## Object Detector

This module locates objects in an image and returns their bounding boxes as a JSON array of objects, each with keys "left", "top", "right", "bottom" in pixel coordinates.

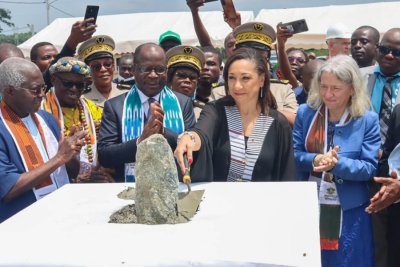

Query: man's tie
[
  {"left": 144, "top": 97, "right": 156, "bottom": 123},
  {"left": 379, "top": 76, "right": 395, "bottom": 145}
]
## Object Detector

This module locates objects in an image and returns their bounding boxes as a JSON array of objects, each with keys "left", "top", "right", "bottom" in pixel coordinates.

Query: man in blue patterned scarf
[{"left": 97, "top": 43, "right": 196, "bottom": 182}]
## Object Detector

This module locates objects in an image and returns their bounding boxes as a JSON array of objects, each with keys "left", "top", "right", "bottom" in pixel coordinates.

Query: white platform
[{"left": 0, "top": 182, "right": 321, "bottom": 267}]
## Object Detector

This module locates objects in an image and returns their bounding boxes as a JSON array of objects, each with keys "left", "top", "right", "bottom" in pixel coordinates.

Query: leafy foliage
[
  {"left": 0, "top": 8, "right": 14, "bottom": 33},
  {"left": 0, "top": 32, "right": 33, "bottom": 46}
]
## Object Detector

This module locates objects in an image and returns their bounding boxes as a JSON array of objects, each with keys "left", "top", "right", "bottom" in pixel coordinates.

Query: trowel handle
[{"left": 183, "top": 154, "right": 191, "bottom": 184}]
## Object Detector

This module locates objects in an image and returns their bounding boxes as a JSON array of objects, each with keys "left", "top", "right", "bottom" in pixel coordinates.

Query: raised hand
[
  {"left": 137, "top": 101, "right": 164, "bottom": 143},
  {"left": 57, "top": 125, "right": 88, "bottom": 163},
  {"left": 66, "top": 18, "right": 97, "bottom": 49},
  {"left": 223, "top": 11, "right": 240, "bottom": 29},
  {"left": 277, "top": 22, "right": 294, "bottom": 45}
]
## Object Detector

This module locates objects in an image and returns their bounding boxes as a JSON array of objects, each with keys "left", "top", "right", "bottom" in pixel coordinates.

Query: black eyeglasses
[
  {"left": 90, "top": 62, "right": 114, "bottom": 72},
  {"left": 288, "top": 56, "right": 306, "bottom": 64},
  {"left": 175, "top": 71, "right": 199, "bottom": 81},
  {"left": 55, "top": 76, "right": 86, "bottom": 90},
  {"left": 378, "top": 45, "right": 400, "bottom": 58},
  {"left": 17, "top": 85, "right": 45, "bottom": 96},
  {"left": 136, "top": 65, "right": 167, "bottom": 74}
]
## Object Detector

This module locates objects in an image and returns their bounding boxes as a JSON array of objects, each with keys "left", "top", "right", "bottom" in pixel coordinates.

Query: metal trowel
[{"left": 177, "top": 154, "right": 205, "bottom": 222}]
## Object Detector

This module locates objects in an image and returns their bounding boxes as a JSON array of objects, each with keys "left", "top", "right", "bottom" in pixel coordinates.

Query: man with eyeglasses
[
  {"left": 165, "top": 45, "right": 205, "bottom": 119},
  {"left": 78, "top": 35, "right": 128, "bottom": 108},
  {"left": 42, "top": 57, "right": 114, "bottom": 183},
  {"left": 97, "top": 43, "right": 196, "bottom": 182},
  {"left": 364, "top": 27, "right": 400, "bottom": 267},
  {"left": 0, "top": 57, "right": 87, "bottom": 222}
]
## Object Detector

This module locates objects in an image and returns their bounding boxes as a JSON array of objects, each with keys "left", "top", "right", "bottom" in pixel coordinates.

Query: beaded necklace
[
  {"left": 77, "top": 101, "right": 94, "bottom": 163},
  {"left": 62, "top": 101, "right": 94, "bottom": 163}
]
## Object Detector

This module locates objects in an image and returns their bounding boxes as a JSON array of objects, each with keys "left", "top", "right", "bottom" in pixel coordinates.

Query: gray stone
[{"left": 135, "top": 134, "right": 179, "bottom": 224}]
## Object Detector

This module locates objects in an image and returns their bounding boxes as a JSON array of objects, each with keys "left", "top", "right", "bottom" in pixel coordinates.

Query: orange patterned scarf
[
  {"left": 1, "top": 101, "right": 53, "bottom": 189},
  {"left": 305, "top": 104, "right": 340, "bottom": 250},
  {"left": 41, "top": 89, "right": 62, "bottom": 128}
]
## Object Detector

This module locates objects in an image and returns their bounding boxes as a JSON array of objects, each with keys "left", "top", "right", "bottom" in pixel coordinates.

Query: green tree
[
  {"left": 0, "top": 8, "right": 14, "bottom": 33},
  {"left": 0, "top": 32, "right": 32, "bottom": 46}
]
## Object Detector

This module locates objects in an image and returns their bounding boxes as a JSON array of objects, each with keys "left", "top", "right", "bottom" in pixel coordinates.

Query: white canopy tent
[
  {"left": 18, "top": 11, "right": 254, "bottom": 57},
  {"left": 256, "top": 1, "right": 400, "bottom": 49}
]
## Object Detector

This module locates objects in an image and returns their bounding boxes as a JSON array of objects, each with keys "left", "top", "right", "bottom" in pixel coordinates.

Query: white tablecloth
[{"left": 0, "top": 182, "right": 321, "bottom": 267}]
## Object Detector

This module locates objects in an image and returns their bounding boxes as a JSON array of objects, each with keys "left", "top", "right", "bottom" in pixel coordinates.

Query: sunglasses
[
  {"left": 17, "top": 85, "right": 45, "bottom": 96},
  {"left": 175, "top": 71, "right": 199, "bottom": 81},
  {"left": 288, "top": 56, "right": 306, "bottom": 64},
  {"left": 378, "top": 45, "right": 400, "bottom": 57},
  {"left": 55, "top": 76, "right": 86, "bottom": 90},
  {"left": 136, "top": 65, "right": 167, "bottom": 75},
  {"left": 90, "top": 62, "right": 114, "bottom": 72}
]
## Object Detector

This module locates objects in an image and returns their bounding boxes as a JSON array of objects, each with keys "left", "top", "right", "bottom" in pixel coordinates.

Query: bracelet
[{"left": 177, "top": 131, "right": 196, "bottom": 146}]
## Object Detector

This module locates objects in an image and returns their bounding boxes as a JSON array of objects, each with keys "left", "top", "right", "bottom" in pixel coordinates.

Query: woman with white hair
[{"left": 293, "top": 55, "right": 380, "bottom": 266}]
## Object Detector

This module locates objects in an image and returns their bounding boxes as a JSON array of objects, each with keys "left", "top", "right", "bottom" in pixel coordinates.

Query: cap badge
[
  {"left": 184, "top": 47, "right": 193, "bottom": 54},
  {"left": 254, "top": 23, "right": 264, "bottom": 31},
  {"left": 96, "top": 37, "right": 105, "bottom": 44}
]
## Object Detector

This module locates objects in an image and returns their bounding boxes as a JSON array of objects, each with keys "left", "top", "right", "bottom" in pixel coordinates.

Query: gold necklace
[
  {"left": 78, "top": 101, "right": 93, "bottom": 163},
  {"left": 63, "top": 102, "right": 93, "bottom": 163}
]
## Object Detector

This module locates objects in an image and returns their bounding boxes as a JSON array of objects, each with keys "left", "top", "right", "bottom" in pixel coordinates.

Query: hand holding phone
[
  {"left": 84, "top": 5, "right": 99, "bottom": 27},
  {"left": 281, "top": 19, "right": 308, "bottom": 34}
]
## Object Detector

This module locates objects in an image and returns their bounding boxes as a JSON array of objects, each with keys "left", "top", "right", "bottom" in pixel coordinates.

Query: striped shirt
[{"left": 225, "top": 106, "right": 274, "bottom": 182}]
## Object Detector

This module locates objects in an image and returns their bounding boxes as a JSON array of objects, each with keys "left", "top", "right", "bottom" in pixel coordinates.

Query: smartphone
[
  {"left": 84, "top": 5, "right": 99, "bottom": 27},
  {"left": 281, "top": 19, "right": 309, "bottom": 34},
  {"left": 204, "top": 0, "right": 218, "bottom": 2}
]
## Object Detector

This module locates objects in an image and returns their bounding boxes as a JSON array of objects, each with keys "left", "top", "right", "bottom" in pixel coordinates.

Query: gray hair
[
  {"left": 0, "top": 58, "right": 40, "bottom": 95},
  {"left": 307, "top": 55, "right": 371, "bottom": 117}
]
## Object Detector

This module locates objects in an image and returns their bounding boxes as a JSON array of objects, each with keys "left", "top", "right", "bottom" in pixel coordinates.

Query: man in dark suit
[
  {"left": 97, "top": 43, "right": 196, "bottom": 182},
  {"left": 365, "top": 28, "right": 400, "bottom": 267}
]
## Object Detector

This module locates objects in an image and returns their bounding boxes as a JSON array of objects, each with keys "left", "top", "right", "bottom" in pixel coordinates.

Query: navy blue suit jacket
[{"left": 0, "top": 110, "right": 61, "bottom": 222}]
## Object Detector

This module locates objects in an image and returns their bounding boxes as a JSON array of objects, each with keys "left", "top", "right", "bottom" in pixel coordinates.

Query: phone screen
[
  {"left": 84, "top": 5, "right": 99, "bottom": 26},
  {"left": 282, "top": 19, "right": 308, "bottom": 34}
]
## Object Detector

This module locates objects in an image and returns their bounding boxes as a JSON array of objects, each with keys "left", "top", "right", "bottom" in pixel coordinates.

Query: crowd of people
[{"left": 0, "top": 1, "right": 400, "bottom": 266}]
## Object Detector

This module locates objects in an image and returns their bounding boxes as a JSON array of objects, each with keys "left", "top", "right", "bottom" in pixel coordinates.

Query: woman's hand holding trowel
[{"left": 175, "top": 131, "right": 201, "bottom": 189}]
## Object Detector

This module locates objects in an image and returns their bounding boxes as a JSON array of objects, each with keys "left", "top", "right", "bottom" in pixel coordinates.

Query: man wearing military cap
[
  {"left": 78, "top": 35, "right": 128, "bottom": 108},
  {"left": 211, "top": 22, "right": 298, "bottom": 126},
  {"left": 166, "top": 45, "right": 205, "bottom": 119},
  {"left": 159, "top": 30, "right": 182, "bottom": 52}
]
